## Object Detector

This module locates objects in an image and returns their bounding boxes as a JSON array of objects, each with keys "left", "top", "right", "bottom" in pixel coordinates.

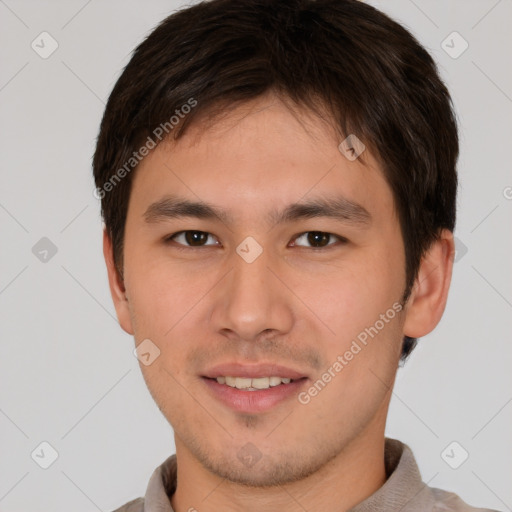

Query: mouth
[
  {"left": 205, "top": 375, "right": 303, "bottom": 390},
  {"left": 201, "top": 363, "right": 309, "bottom": 413}
]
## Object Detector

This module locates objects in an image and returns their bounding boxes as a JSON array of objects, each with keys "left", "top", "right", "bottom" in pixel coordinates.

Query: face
[{"left": 115, "top": 94, "right": 409, "bottom": 486}]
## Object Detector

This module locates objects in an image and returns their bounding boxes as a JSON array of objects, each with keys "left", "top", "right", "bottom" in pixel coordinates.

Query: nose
[{"left": 209, "top": 242, "right": 294, "bottom": 342}]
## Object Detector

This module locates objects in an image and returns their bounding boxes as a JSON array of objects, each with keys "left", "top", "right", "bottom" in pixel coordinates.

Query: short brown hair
[{"left": 93, "top": 0, "right": 459, "bottom": 361}]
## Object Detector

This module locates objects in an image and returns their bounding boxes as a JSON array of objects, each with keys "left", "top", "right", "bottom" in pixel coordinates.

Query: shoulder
[
  {"left": 110, "top": 496, "right": 144, "bottom": 512},
  {"left": 431, "top": 487, "right": 501, "bottom": 512}
]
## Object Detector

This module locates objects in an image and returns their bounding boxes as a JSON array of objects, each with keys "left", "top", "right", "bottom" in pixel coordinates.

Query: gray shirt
[{"left": 112, "top": 438, "right": 499, "bottom": 512}]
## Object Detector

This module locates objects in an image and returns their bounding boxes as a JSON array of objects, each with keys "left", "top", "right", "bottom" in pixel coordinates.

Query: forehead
[{"left": 127, "top": 95, "right": 395, "bottom": 227}]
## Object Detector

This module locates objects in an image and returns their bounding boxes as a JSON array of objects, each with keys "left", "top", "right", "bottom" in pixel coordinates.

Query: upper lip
[{"left": 202, "top": 363, "right": 308, "bottom": 380}]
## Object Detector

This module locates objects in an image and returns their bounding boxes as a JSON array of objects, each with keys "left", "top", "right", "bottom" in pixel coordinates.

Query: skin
[{"left": 104, "top": 93, "right": 455, "bottom": 512}]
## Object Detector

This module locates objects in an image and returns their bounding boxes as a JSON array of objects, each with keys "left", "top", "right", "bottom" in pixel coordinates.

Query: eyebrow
[{"left": 143, "top": 194, "right": 371, "bottom": 227}]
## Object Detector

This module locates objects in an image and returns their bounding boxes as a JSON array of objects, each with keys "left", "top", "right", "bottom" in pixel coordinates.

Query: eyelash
[{"left": 164, "top": 230, "right": 348, "bottom": 250}]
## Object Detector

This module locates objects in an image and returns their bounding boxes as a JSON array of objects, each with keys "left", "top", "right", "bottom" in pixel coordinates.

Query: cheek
[
  {"left": 303, "top": 251, "right": 402, "bottom": 348},
  {"left": 296, "top": 310, "right": 403, "bottom": 437},
  {"left": 124, "top": 252, "right": 203, "bottom": 336}
]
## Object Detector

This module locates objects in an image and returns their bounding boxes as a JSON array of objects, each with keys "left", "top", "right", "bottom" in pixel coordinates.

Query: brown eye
[
  {"left": 307, "top": 232, "right": 331, "bottom": 247},
  {"left": 168, "top": 231, "right": 218, "bottom": 247},
  {"left": 292, "top": 231, "right": 345, "bottom": 248}
]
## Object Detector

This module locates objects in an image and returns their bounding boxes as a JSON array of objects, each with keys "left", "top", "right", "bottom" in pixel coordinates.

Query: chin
[{"left": 194, "top": 443, "right": 338, "bottom": 488}]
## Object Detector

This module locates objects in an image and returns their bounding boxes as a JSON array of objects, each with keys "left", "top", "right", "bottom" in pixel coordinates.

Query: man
[{"left": 93, "top": 0, "right": 498, "bottom": 510}]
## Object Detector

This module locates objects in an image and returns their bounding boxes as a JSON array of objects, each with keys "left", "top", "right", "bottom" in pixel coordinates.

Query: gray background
[{"left": 0, "top": 0, "right": 511, "bottom": 510}]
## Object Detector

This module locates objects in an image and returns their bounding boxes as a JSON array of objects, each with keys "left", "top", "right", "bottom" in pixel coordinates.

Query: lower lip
[{"left": 202, "top": 377, "right": 308, "bottom": 413}]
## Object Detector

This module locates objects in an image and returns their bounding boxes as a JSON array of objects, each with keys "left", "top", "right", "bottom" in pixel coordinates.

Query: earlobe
[
  {"left": 402, "top": 229, "right": 455, "bottom": 339},
  {"left": 103, "top": 229, "right": 134, "bottom": 335}
]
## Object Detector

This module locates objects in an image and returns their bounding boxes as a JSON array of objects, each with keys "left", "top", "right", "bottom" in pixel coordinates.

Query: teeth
[
  {"left": 215, "top": 376, "right": 295, "bottom": 390},
  {"left": 252, "top": 377, "right": 271, "bottom": 389},
  {"left": 269, "top": 376, "right": 282, "bottom": 386},
  {"left": 235, "top": 377, "right": 252, "bottom": 389}
]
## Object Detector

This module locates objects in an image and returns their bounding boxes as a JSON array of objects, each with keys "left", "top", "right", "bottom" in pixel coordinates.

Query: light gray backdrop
[{"left": 0, "top": 0, "right": 511, "bottom": 511}]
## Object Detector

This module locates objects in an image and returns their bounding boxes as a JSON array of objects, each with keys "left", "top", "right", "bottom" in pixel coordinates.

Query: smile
[{"left": 214, "top": 376, "right": 294, "bottom": 390}]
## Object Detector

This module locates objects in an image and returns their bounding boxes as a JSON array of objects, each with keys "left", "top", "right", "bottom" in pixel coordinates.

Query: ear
[
  {"left": 402, "top": 229, "right": 455, "bottom": 338},
  {"left": 103, "top": 229, "right": 134, "bottom": 335}
]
